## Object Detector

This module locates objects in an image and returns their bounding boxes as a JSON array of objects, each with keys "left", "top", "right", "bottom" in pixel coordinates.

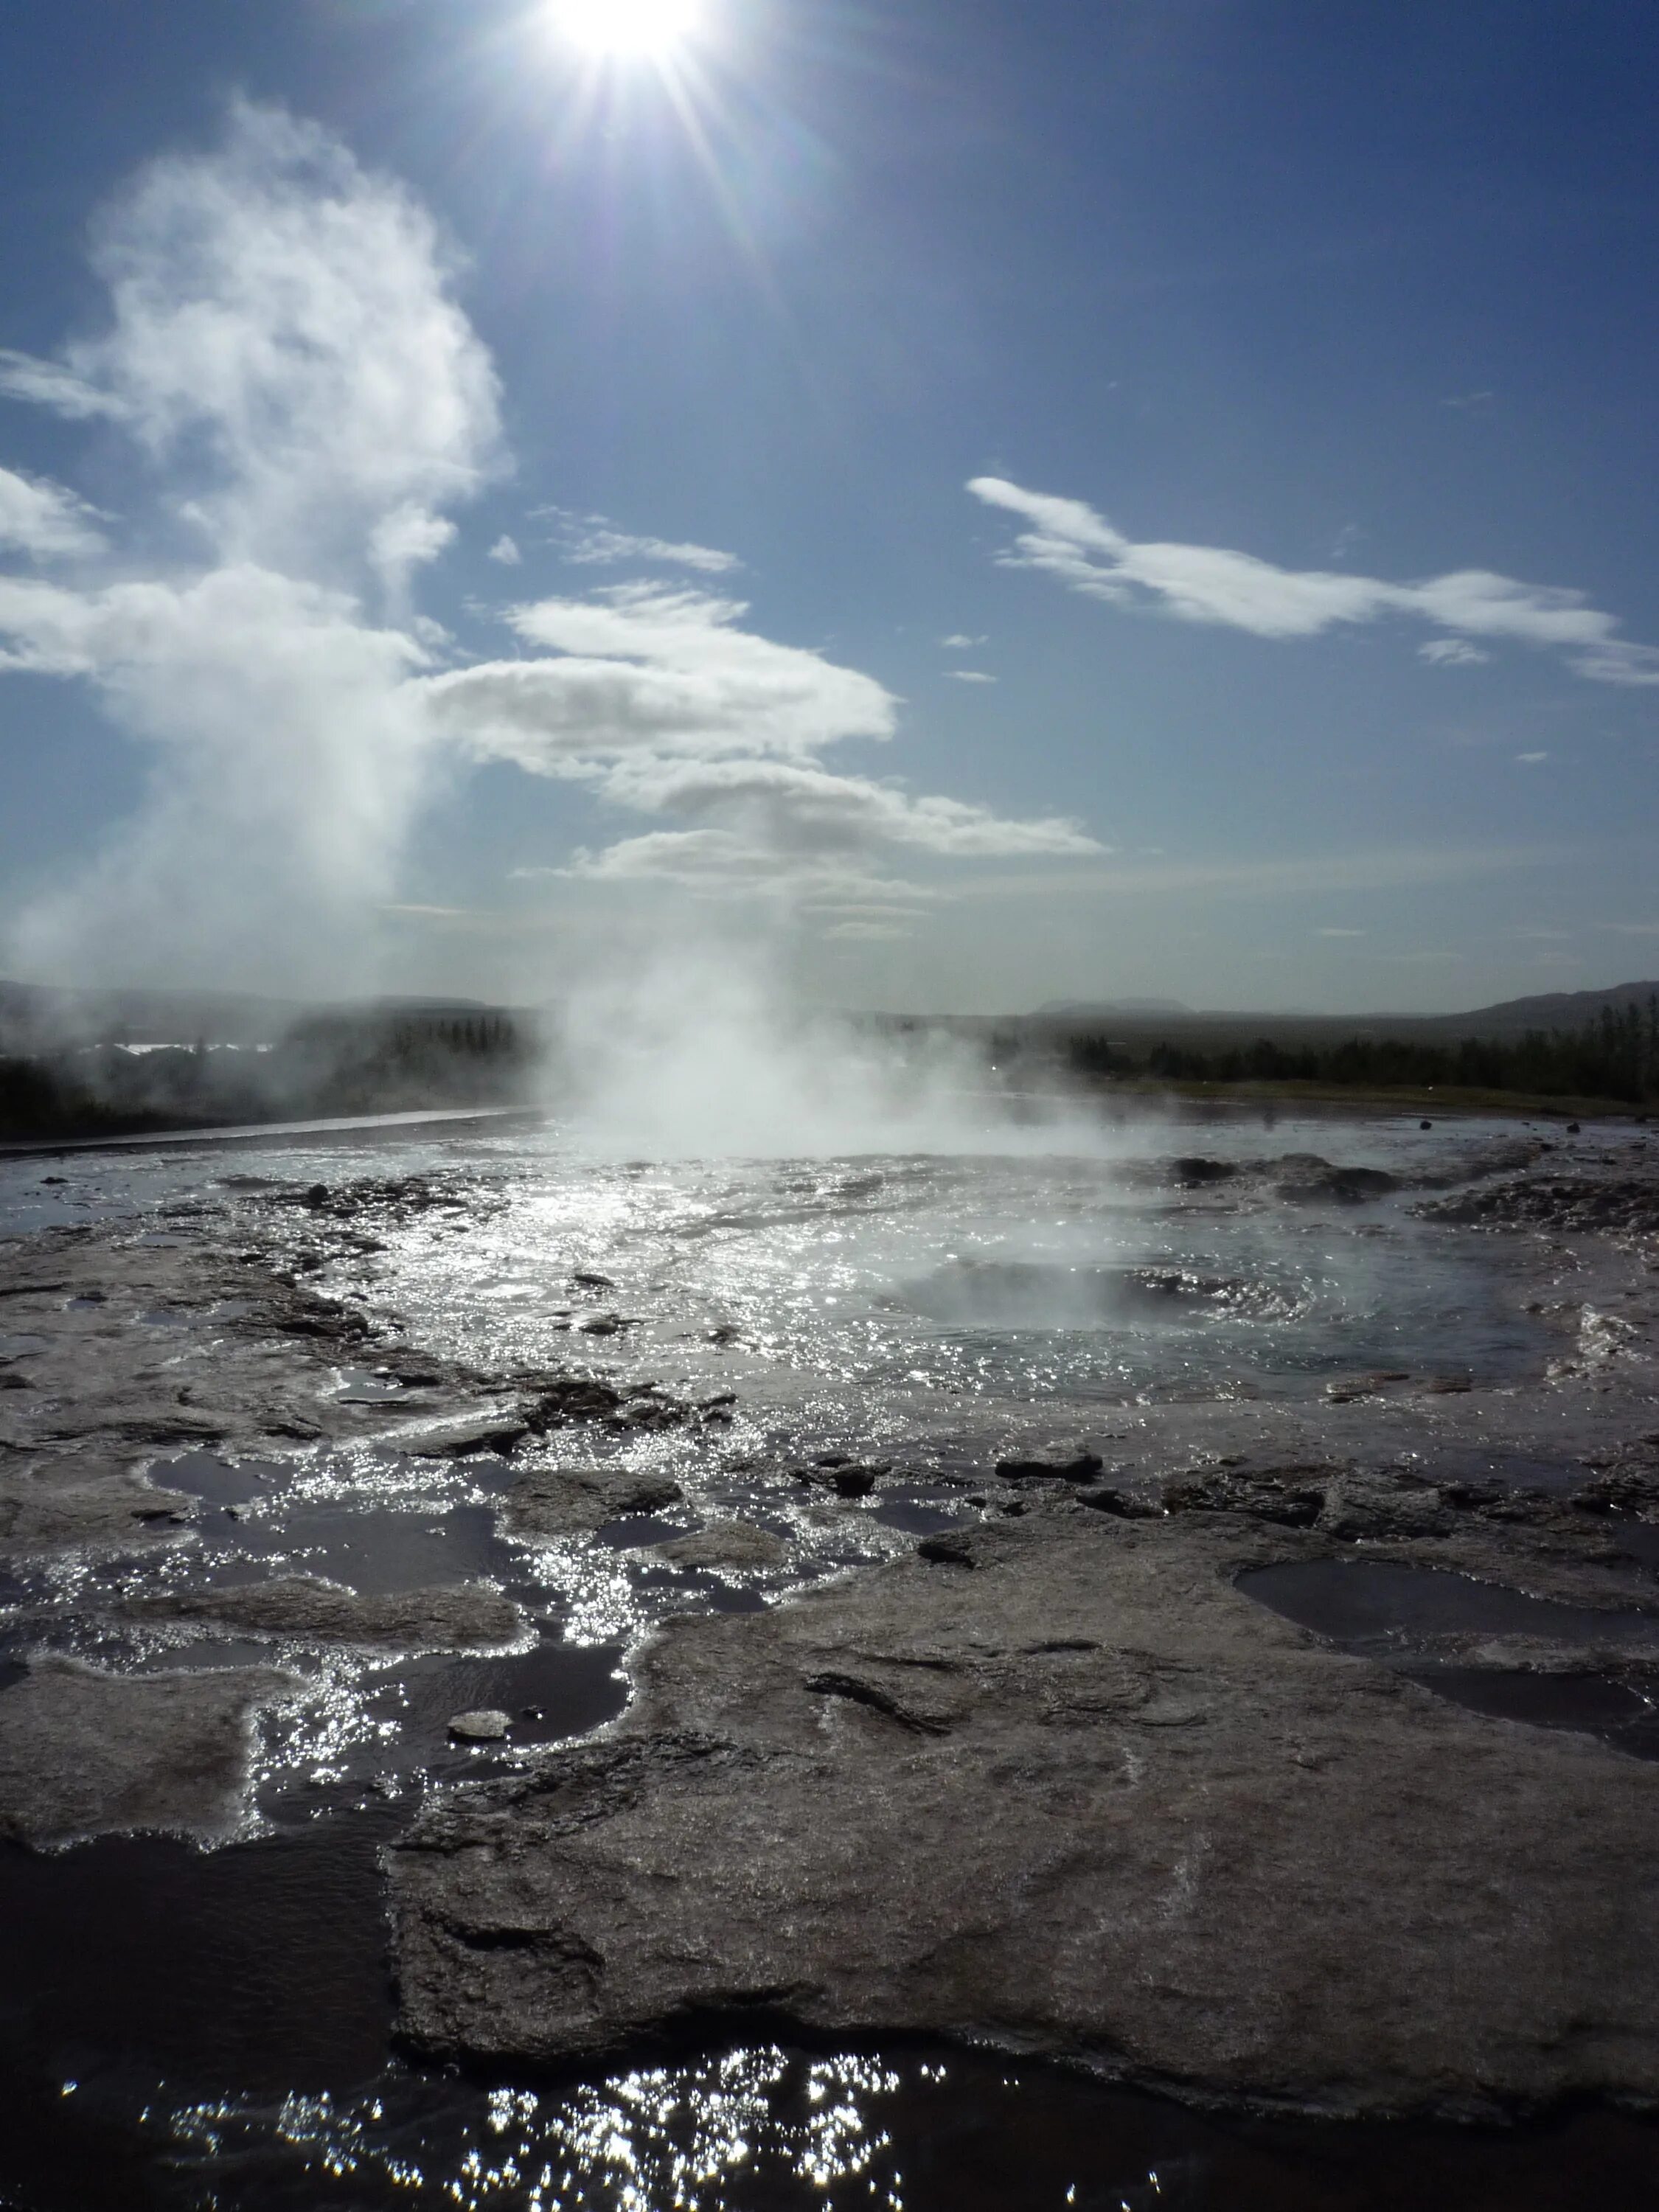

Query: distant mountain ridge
[
  {"left": 1037, "top": 996, "right": 1194, "bottom": 1017},
  {"left": 1417, "top": 980, "right": 1659, "bottom": 1034},
  {"left": 1025, "top": 980, "right": 1658, "bottom": 1038}
]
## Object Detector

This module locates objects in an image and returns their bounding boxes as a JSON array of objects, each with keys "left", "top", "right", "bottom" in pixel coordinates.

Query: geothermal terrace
[{"left": 1, "top": 1107, "right": 1658, "bottom": 2207}]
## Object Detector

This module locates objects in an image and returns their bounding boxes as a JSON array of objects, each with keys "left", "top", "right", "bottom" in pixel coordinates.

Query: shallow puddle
[
  {"left": 1239, "top": 1559, "right": 1659, "bottom": 1757},
  {"left": 1399, "top": 1663, "right": 1659, "bottom": 1757},
  {"left": 217, "top": 1500, "right": 513, "bottom": 1596},
  {"left": 1238, "top": 1559, "right": 1659, "bottom": 1652},
  {"left": 152, "top": 1452, "right": 282, "bottom": 1508},
  {"left": 361, "top": 1638, "right": 627, "bottom": 1768}
]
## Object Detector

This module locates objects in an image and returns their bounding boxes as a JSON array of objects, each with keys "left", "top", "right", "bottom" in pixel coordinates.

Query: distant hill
[
  {"left": 1015, "top": 981, "right": 1658, "bottom": 1044},
  {"left": 1417, "top": 981, "right": 1659, "bottom": 1037},
  {"left": 1035, "top": 997, "right": 1194, "bottom": 1017}
]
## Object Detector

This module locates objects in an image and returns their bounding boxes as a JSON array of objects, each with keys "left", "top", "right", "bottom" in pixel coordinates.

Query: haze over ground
[{"left": 0, "top": 1, "right": 1655, "bottom": 1014}]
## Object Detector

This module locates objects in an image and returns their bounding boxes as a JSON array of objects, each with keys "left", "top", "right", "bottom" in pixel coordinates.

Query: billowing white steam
[{"left": 0, "top": 101, "right": 498, "bottom": 992}]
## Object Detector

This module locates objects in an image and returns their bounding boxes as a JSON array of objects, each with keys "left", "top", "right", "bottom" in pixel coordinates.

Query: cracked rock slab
[
  {"left": 389, "top": 1507, "right": 1659, "bottom": 2120},
  {"left": 0, "top": 1655, "right": 299, "bottom": 1848}
]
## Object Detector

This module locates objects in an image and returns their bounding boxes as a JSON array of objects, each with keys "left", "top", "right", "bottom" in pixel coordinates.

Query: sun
[{"left": 544, "top": 0, "right": 703, "bottom": 59}]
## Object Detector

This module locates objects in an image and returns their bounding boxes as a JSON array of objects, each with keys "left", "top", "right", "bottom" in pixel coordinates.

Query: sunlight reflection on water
[{"left": 170, "top": 2047, "right": 931, "bottom": 2211}]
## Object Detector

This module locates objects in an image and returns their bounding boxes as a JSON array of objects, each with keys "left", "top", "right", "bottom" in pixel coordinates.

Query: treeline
[
  {"left": 1067, "top": 999, "right": 1659, "bottom": 1104},
  {"left": 0, "top": 1011, "right": 540, "bottom": 1141}
]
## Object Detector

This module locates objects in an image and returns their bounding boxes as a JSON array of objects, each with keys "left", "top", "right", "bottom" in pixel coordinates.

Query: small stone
[
  {"left": 821, "top": 1463, "right": 886, "bottom": 1498},
  {"left": 448, "top": 1708, "right": 512, "bottom": 1743}
]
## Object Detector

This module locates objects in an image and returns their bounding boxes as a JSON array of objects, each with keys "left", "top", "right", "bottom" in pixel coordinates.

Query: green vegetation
[{"left": 1066, "top": 998, "right": 1659, "bottom": 1106}]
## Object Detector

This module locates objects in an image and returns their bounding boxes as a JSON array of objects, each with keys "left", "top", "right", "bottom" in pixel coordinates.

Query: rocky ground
[{"left": 2, "top": 1130, "right": 1658, "bottom": 2132}]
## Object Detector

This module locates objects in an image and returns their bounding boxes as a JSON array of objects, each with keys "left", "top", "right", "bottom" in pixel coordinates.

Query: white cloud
[
  {"left": 947, "top": 669, "right": 997, "bottom": 684},
  {"left": 824, "top": 918, "right": 914, "bottom": 941},
  {"left": 554, "top": 829, "right": 930, "bottom": 905},
  {"left": 1315, "top": 927, "right": 1366, "bottom": 937},
  {"left": 0, "top": 466, "right": 105, "bottom": 560},
  {"left": 487, "top": 532, "right": 521, "bottom": 565},
  {"left": 0, "top": 348, "right": 124, "bottom": 420},
  {"left": 1419, "top": 638, "right": 1489, "bottom": 667},
  {"left": 969, "top": 476, "right": 1659, "bottom": 685},
  {"left": 596, "top": 756, "right": 1099, "bottom": 860},
  {"left": 939, "top": 633, "right": 985, "bottom": 650},
  {"left": 1514, "top": 750, "right": 1549, "bottom": 763},
  {"left": 422, "top": 585, "right": 897, "bottom": 767},
  {"left": 425, "top": 586, "right": 1098, "bottom": 902},
  {"left": 537, "top": 506, "right": 740, "bottom": 574}
]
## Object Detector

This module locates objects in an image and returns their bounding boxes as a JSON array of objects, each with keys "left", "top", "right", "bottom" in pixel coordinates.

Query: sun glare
[{"left": 545, "top": 0, "right": 702, "bottom": 59}]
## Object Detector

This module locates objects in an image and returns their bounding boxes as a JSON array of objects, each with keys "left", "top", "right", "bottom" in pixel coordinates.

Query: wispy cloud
[
  {"left": 1315, "top": 926, "right": 1366, "bottom": 937},
  {"left": 956, "top": 842, "right": 1556, "bottom": 904},
  {"left": 487, "top": 532, "right": 521, "bottom": 566},
  {"left": 535, "top": 506, "right": 741, "bottom": 574},
  {"left": 0, "top": 348, "right": 125, "bottom": 420},
  {"left": 1515, "top": 750, "right": 1549, "bottom": 763},
  {"left": 0, "top": 466, "right": 105, "bottom": 560},
  {"left": 948, "top": 669, "right": 996, "bottom": 684},
  {"left": 939, "top": 633, "right": 986, "bottom": 650},
  {"left": 968, "top": 476, "right": 1659, "bottom": 686},
  {"left": 1419, "top": 638, "right": 1489, "bottom": 667}
]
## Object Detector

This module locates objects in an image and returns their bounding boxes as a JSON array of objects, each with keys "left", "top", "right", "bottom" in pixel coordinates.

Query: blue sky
[{"left": 0, "top": 0, "right": 1655, "bottom": 1012}]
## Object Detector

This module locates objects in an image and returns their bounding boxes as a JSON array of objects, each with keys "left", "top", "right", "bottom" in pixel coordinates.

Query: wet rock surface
[
  {"left": 501, "top": 1462, "right": 686, "bottom": 1538},
  {"left": 0, "top": 1455, "right": 198, "bottom": 1554},
  {"left": 0, "top": 1653, "right": 299, "bottom": 1847},
  {"left": 653, "top": 1517, "right": 790, "bottom": 1570},
  {"left": 4, "top": 1120, "right": 1659, "bottom": 2204},
  {"left": 391, "top": 1503, "right": 1659, "bottom": 2117},
  {"left": 1420, "top": 1175, "right": 1659, "bottom": 1237},
  {"left": 122, "top": 1574, "right": 524, "bottom": 1649}
]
